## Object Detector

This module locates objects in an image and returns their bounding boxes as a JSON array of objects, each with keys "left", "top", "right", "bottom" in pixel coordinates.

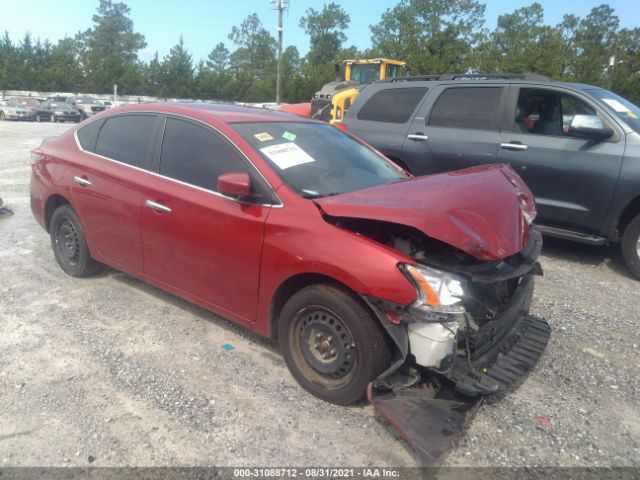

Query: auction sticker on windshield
[
  {"left": 602, "top": 98, "right": 631, "bottom": 113},
  {"left": 254, "top": 132, "right": 274, "bottom": 142},
  {"left": 260, "top": 142, "right": 315, "bottom": 169}
]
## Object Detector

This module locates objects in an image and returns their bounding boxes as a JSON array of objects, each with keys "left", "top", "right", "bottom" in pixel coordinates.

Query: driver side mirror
[
  {"left": 568, "top": 114, "right": 613, "bottom": 141},
  {"left": 217, "top": 172, "right": 251, "bottom": 198}
]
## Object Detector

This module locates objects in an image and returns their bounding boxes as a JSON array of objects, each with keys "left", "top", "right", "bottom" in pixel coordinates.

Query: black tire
[
  {"left": 50, "top": 205, "right": 101, "bottom": 277},
  {"left": 278, "top": 283, "right": 391, "bottom": 405},
  {"left": 621, "top": 214, "right": 640, "bottom": 279}
]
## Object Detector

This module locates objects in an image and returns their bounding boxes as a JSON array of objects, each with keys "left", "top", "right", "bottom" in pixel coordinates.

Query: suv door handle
[
  {"left": 407, "top": 133, "right": 429, "bottom": 141},
  {"left": 145, "top": 200, "right": 172, "bottom": 213},
  {"left": 73, "top": 176, "right": 92, "bottom": 187},
  {"left": 500, "top": 142, "right": 528, "bottom": 151}
]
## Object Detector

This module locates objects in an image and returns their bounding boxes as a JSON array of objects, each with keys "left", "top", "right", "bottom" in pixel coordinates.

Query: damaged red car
[{"left": 31, "top": 104, "right": 549, "bottom": 444}]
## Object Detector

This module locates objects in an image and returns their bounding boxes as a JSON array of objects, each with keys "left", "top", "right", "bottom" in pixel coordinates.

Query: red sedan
[{"left": 30, "top": 103, "right": 549, "bottom": 409}]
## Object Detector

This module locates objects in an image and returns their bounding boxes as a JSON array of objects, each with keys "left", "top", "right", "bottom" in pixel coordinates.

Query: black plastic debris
[
  {"left": 368, "top": 382, "right": 481, "bottom": 465},
  {"left": 0, "top": 197, "right": 13, "bottom": 216}
]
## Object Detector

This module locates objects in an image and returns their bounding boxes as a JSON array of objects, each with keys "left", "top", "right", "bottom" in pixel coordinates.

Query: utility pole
[{"left": 271, "top": 0, "right": 288, "bottom": 104}]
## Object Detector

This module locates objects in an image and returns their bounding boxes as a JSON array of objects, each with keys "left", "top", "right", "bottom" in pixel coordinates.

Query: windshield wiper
[{"left": 301, "top": 191, "right": 342, "bottom": 199}]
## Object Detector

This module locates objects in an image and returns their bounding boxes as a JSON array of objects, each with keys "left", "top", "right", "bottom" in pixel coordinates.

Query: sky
[{"left": 1, "top": 0, "right": 639, "bottom": 64}]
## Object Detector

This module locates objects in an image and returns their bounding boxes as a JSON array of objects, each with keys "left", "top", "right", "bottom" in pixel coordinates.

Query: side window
[
  {"left": 560, "top": 95, "right": 598, "bottom": 135},
  {"left": 76, "top": 119, "right": 103, "bottom": 152},
  {"left": 357, "top": 87, "right": 428, "bottom": 123},
  {"left": 160, "top": 118, "right": 266, "bottom": 199},
  {"left": 515, "top": 89, "right": 598, "bottom": 137},
  {"left": 429, "top": 87, "right": 502, "bottom": 130},
  {"left": 95, "top": 115, "right": 157, "bottom": 168}
]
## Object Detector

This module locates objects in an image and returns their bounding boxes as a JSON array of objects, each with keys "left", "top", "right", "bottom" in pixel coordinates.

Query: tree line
[{"left": 0, "top": 0, "right": 638, "bottom": 104}]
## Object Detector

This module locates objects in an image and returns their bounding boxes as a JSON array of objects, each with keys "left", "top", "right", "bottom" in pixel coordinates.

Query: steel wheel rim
[
  {"left": 55, "top": 218, "right": 80, "bottom": 265},
  {"left": 290, "top": 306, "right": 357, "bottom": 386}
]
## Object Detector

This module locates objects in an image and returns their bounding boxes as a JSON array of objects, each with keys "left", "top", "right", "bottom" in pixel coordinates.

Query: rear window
[
  {"left": 357, "top": 87, "right": 428, "bottom": 123},
  {"left": 429, "top": 87, "right": 502, "bottom": 130},
  {"left": 95, "top": 115, "right": 157, "bottom": 169},
  {"left": 76, "top": 119, "right": 104, "bottom": 152}
]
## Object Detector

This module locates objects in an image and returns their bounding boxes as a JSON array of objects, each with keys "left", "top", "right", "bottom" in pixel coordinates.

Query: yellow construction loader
[{"left": 310, "top": 58, "right": 407, "bottom": 124}]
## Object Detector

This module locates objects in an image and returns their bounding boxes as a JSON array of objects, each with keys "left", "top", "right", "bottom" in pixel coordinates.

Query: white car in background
[{"left": 0, "top": 100, "right": 35, "bottom": 121}]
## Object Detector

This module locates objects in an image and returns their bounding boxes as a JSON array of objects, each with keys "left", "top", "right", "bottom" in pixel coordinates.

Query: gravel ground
[{"left": 0, "top": 121, "right": 639, "bottom": 468}]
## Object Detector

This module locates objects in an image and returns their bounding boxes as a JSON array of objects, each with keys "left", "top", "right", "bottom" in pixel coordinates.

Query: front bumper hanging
[{"left": 364, "top": 268, "right": 551, "bottom": 465}]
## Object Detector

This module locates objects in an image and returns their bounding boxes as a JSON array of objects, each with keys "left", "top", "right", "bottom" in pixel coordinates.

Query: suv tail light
[
  {"left": 335, "top": 123, "right": 348, "bottom": 131},
  {"left": 31, "top": 149, "right": 45, "bottom": 165}
]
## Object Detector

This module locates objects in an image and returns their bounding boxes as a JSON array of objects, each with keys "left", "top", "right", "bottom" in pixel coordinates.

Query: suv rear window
[
  {"left": 357, "top": 87, "right": 428, "bottom": 123},
  {"left": 429, "top": 87, "right": 502, "bottom": 130}
]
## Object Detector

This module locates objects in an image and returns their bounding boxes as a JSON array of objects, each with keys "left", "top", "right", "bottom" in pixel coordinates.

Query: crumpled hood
[{"left": 315, "top": 164, "right": 536, "bottom": 261}]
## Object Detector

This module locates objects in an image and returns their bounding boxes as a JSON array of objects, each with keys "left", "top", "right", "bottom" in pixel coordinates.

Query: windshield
[
  {"left": 17, "top": 98, "right": 39, "bottom": 106},
  {"left": 76, "top": 98, "right": 98, "bottom": 104},
  {"left": 231, "top": 122, "right": 407, "bottom": 198},
  {"left": 349, "top": 64, "right": 380, "bottom": 85},
  {"left": 2, "top": 101, "right": 22, "bottom": 108},
  {"left": 588, "top": 89, "right": 640, "bottom": 133}
]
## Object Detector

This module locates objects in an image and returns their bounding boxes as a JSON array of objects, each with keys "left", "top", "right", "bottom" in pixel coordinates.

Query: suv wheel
[
  {"left": 278, "top": 284, "right": 390, "bottom": 405},
  {"left": 50, "top": 205, "right": 101, "bottom": 277},
  {"left": 622, "top": 214, "right": 640, "bottom": 279}
]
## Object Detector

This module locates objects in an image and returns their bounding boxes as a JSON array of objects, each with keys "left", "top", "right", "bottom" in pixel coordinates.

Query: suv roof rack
[{"left": 380, "top": 73, "right": 551, "bottom": 83}]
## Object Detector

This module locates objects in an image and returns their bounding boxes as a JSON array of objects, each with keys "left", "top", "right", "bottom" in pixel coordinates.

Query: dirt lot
[{"left": 0, "top": 121, "right": 639, "bottom": 467}]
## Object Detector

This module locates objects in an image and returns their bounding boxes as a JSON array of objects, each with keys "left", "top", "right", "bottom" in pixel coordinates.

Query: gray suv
[
  {"left": 46, "top": 96, "right": 106, "bottom": 120},
  {"left": 341, "top": 74, "right": 640, "bottom": 279}
]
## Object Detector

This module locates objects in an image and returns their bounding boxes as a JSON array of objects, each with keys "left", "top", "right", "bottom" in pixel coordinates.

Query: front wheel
[
  {"left": 278, "top": 284, "right": 391, "bottom": 405},
  {"left": 50, "top": 205, "right": 101, "bottom": 277},
  {"left": 621, "top": 214, "right": 640, "bottom": 279}
]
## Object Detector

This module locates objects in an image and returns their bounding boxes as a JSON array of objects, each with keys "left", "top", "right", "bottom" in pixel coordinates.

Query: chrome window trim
[{"left": 73, "top": 111, "right": 284, "bottom": 208}]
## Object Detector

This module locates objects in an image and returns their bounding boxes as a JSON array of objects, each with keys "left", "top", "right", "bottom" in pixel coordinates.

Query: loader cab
[{"left": 345, "top": 59, "right": 407, "bottom": 85}]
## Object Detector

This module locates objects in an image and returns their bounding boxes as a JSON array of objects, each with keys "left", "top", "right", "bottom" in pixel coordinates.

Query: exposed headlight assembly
[{"left": 400, "top": 263, "right": 466, "bottom": 322}]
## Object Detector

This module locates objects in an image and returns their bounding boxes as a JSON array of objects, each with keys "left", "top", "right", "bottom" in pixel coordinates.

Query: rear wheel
[
  {"left": 621, "top": 214, "right": 640, "bottom": 279},
  {"left": 50, "top": 205, "right": 101, "bottom": 277},
  {"left": 278, "top": 284, "right": 390, "bottom": 405}
]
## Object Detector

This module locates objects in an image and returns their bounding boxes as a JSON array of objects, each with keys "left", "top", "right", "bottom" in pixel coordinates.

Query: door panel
[
  {"left": 496, "top": 133, "right": 624, "bottom": 231},
  {"left": 140, "top": 177, "right": 269, "bottom": 322},
  {"left": 68, "top": 154, "right": 147, "bottom": 271},
  {"left": 141, "top": 116, "right": 270, "bottom": 322},
  {"left": 494, "top": 86, "right": 625, "bottom": 233},
  {"left": 69, "top": 114, "right": 161, "bottom": 271},
  {"left": 401, "top": 85, "right": 506, "bottom": 175}
]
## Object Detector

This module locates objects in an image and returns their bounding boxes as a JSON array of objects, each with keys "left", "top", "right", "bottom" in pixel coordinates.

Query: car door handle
[
  {"left": 407, "top": 134, "right": 429, "bottom": 141},
  {"left": 145, "top": 200, "right": 172, "bottom": 213},
  {"left": 500, "top": 142, "right": 528, "bottom": 151},
  {"left": 73, "top": 176, "right": 92, "bottom": 187}
]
